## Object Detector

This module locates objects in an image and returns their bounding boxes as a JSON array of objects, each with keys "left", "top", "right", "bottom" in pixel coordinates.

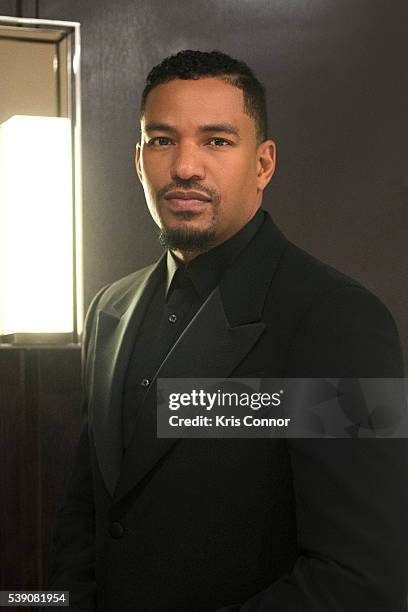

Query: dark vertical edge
[
  {"left": 19, "top": 349, "right": 27, "bottom": 590},
  {"left": 34, "top": 351, "right": 43, "bottom": 591},
  {"left": 69, "top": 32, "right": 79, "bottom": 344},
  {"left": 58, "top": 33, "right": 77, "bottom": 344},
  {"left": 27, "top": 349, "right": 41, "bottom": 612},
  {"left": 22, "top": 349, "right": 41, "bottom": 596},
  {"left": 16, "top": 0, "right": 23, "bottom": 18}
]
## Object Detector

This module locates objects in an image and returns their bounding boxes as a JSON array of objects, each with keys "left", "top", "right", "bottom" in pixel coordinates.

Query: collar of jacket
[
  {"left": 102, "top": 211, "right": 287, "bottom": 326},
  {"left": 90, "top": 212, "right": 288, "bottom": 500}
]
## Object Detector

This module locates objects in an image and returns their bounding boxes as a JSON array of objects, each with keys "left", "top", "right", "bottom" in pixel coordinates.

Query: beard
[
  {"left": 158, "top": 211, "right": 217, "bottom": 252},
  {"left": 154, "top": 179, "right": 221, "bottom": 252}
]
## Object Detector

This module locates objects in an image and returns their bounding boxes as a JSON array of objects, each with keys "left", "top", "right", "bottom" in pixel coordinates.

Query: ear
[
  {"left": 135, "top": 142, "right": 143, "bottom": 183},
  {"left": 256, "top": 139, "right": 276, "bottom": 191}
]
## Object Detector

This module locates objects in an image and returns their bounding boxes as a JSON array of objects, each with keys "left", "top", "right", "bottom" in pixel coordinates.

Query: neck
[{"left": 170, "top": 248, "right": 207, "bottom": 264}]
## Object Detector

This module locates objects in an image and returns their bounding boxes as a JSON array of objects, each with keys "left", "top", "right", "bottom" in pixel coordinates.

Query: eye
[
  {"left": 147, "top": 136, "right": 174, "bottom": 147},
  {"left": 207, "top": 137, "right": 232, "bottom": 147}
]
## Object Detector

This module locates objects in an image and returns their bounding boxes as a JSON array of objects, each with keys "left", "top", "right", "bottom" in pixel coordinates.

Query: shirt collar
[
  {"left": 166, "top": 249, "right": 180, "bottom": 296},
  {"left": 165, "top": 207, "right": 265, "bottom": 300}
]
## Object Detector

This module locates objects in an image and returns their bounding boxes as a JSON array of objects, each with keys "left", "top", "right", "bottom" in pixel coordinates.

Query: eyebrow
[
  {"left": 144, "top": 122, "right": 177, "bottom": 134},
  {"left": 143, "top": 122, "right": 240, "bottom": 137},
  {"left": 198, "top": 123, "right": 240, "bottom": 137}
]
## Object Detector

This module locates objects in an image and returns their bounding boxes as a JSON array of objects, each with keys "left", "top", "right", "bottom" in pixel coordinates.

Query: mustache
[{"left": 157, "top": 180, "right": 220, "bottom": 204}]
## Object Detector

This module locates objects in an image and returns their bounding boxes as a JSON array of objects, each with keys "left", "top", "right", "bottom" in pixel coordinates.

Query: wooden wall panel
[{"left": 0, "top": 347, "right": 81, "bottom": 610}]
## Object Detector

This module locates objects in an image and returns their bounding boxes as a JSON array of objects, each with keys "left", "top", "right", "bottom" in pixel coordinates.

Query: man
[{"left": 49, "top": 50, "right": 408, "bottom": 611}]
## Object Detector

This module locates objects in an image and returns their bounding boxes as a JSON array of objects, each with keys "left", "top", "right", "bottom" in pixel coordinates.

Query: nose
[{"left": 170, "top": 140, "right": 205, "bottom": 182}]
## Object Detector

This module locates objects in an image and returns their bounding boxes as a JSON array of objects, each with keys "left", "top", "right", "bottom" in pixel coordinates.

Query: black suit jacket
[{"left": 49, "top": 212, "right": 408, "bottom": 611}]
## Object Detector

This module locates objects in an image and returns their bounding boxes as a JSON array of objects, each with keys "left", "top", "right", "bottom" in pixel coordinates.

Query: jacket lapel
[
  {"left": 112, "top": 213, "right": 288, "bottom": 502},
  {"left": 90, "top": 255, "right": 166, "bottom": 497},
  {"left": 113, "top": 286, "right": 266, "bottom": 501}
]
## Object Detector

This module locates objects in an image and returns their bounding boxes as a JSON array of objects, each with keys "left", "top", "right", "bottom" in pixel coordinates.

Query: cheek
[
  {"left": 141, "top": 152, "right": 167, "bottom": 185},
  {"left": 217, "top": 157, "right": 257, "bottom": 194},
  {"left": 142, "top": 164, "right": 158, "bottom": 187}
]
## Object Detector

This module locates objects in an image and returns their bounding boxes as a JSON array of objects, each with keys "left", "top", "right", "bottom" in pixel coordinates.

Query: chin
[
  {"left": 163, "top": 210, "right": 214, "bottom": 230},
  {"left": 158, "top": 222, "right": 217, "bottom": 252}
]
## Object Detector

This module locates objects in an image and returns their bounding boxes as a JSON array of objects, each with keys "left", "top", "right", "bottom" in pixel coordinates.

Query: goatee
[{"left": 158, "top": 219, "right": 217, "bottom": 252}]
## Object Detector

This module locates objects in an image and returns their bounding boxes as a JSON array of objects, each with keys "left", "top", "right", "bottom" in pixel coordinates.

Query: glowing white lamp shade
[{"left": 0, "top": 115, "right": 74, "bottom": 337}]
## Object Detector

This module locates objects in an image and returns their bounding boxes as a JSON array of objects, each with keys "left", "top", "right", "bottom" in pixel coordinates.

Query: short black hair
[{"left": 140, "top": 49, "right": 268, "bottom": 143}]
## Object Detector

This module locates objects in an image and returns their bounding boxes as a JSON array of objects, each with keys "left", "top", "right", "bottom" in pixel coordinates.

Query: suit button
[
  {"left": 140, "top": 378, "right": 150, "bottom": 388},
  {"left": 110, "top": 521, "right": 124, "bottom": 538}
]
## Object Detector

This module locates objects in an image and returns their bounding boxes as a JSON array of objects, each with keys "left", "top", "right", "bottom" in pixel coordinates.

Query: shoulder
[
  {"left": 253, "top": 211, "right": 387, "bottom": 322},
  {"left": 81, "top": 260, "right": 162, "bottom": 348},
  {"left": 275, "top": 239, "right": 364, "bottom": 298},
  {"left": 96, "top": 261, "right": 159, "bottom": 309},
  {"left": 271, "top": 242, "right": 403, "bottom": 377},
  {"left": 269, "top": 237, "right": 393, "bottom": 323}
]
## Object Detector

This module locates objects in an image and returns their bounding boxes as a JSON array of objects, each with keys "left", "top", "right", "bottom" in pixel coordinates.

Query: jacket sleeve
[
  {"left": 47, "top": 286, "right": 109, "bottom": 611},
  {"left": 216, "top": 286, "right": 408, "bottom": 612}
]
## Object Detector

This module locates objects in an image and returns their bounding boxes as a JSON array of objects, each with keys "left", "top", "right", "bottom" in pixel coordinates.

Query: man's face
[{"left": 136, "top": 77, "right": 275, "bottom": 255}]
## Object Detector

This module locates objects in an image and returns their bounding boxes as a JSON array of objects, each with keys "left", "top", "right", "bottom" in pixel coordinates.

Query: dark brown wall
[
  {"left": 0, "top": 0, "right": 407, "bottom": 600},
  {"left": 0, "top": 0, "right": 16, "bottom": 16},
  {"left": 38, "top": 0, "right": 408, "bottom": 363}
]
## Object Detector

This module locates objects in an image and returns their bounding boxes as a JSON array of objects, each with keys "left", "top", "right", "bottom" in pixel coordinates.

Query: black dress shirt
[{"left": 121, "top": 208, "right": 265, "bottom": 451}]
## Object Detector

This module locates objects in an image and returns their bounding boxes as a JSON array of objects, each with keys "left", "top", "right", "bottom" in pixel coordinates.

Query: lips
[
  {"left": 163, "top": 190, "right": 211, "bottom": 212},
  {"left": 164, "top": 190, "right": 211, "bottom": 202}
]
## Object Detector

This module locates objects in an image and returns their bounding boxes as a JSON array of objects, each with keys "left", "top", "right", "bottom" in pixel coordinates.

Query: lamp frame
[{"left": 0, "top": 16, "right": 82, "bottom": 346}]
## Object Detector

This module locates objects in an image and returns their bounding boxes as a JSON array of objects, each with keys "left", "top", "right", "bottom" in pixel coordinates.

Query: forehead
[{"left": 142, "top": 77, "right": 254, "bottom": 132}]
